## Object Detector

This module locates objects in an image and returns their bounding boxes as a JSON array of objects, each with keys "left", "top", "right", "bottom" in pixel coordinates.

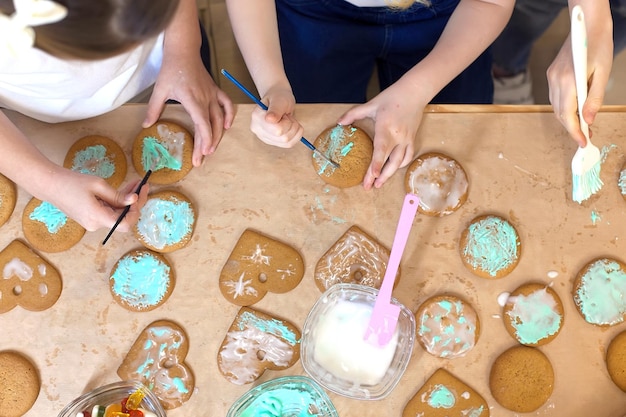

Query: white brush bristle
[{"left": 572, "top": 159, "right": 603, "bottom": 203}]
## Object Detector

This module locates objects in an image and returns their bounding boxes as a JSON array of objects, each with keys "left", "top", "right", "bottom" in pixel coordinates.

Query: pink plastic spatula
[{"left": 364, "top": 193, "right": 419, "bottom": 346}]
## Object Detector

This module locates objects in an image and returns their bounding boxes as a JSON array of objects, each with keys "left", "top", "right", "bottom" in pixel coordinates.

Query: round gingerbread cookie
[
  {"left": 132, "top": 120, "right": 193, "bottom": 185},
  {"left": 0, "top": 351, "right": 40, "bottom": 417},
  {"left": 109, "top": 248, "right": 175, "bottom": 312},
  {"left": 311, "top": 124, "right": 373, "bottom": 188},
  {"left": 22, "top": 198, "right": 85, "bottom": 253},
  {"left": 133, "top": 189, "right": 196, "bottom": 253},
  {"left": 63, "top": 135, "right": 127, "bottom": 188},
  {"left": 459, "top": 214, "right": 521, "bottom": 279},
  {"left": 0, "top": 173, "right": 17, "bottom": 228},
  {"left": 606, "top": 330, "right": 626, "bottom": 392},
  {"left": 404, "top": 152, "right": 469, "bottom": 216},
  {"left": 415, "top": 294, "right": 480, "bottom": 359},
  {"left": 489, "top": 345, "right": 554, "bottom": 413},
  {"left": 502, "top": 283, "right": 564, "bottom": 346},
  {"left": 573, "top": 257, "right": 626, "bottom": 326}
]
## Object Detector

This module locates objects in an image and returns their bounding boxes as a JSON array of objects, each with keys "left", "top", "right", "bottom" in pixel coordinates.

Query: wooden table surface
[{"left": 2, "top": 104, "right": 626, "bottom": 416}]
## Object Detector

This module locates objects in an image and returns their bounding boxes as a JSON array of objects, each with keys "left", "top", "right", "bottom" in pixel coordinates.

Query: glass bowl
[
  {"left": 301, "top": 283, "right": 416, "bottom": 400},
  {"left": 57, "top": 380, "right": 166, "bottom": 417},
  {"left": 226, "top": 375, "right": 338, "bottom": 417}
]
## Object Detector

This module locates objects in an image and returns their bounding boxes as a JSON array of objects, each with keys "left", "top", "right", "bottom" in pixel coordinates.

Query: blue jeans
[
  {"left": 492, "top": 0, "right": 626, "bottom": 74},
  {"left": 276, "top": 0, "right": 494, "bottom": 104}
]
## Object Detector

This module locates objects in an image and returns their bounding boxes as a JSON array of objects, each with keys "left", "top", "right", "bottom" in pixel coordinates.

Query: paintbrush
[
  {"left": 220, "top": 69, "right": 340, "bottom": 169},
  {"left": 101, "top": 169, "right": 152, "bottom": 245}
]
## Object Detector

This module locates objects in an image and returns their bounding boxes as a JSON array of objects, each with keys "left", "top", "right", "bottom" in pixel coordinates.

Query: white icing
[
  {"left": 547, "top": 270, "right": 558, "bottom": 279},
  {"left": 407, "top": 155, "right": 468, "bottom": 215},
  {"left": 497, "top": 292, "right": 510, "bottom": 307},
  {"left": 241, "top": 244, "right": 271, "bottom": 265},
  {"left": 156, "top": 123, "right": 185, "bottom": 164},
  {"left": 222, "top": 272, "right": 259, "bottom": 299},
  {"left": 417, "top": 299, "right": 478, "bottom": 358},
  {"left": 3, "top": 258, "right": 33, "bottom": 281},
  {"left": 312, "top": 300, "right": 397, "bottom": 386}
]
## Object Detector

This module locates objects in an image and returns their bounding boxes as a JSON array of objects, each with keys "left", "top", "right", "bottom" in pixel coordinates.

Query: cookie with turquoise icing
[
  {"left": 618, "top": 164, "right": 626, "bottom": 201},
  {"left": 459, "top": 214, "right": 521, "bottom": 279},
  {"left": 573, "top": 257, "right": 626, "bottom": 326},
  {"left": 402, "top": 368, "right": 489, "bottom": 417},
  {"left": 0, "top": 173, "right": 16, "bottom": 228},
  {"left": 109, "top": 248, "right": 175, "bottom": 312},
  {"left": 21, "top": 197, "right": 85, "bottom": 253},
  {"left": 503, "top": 283, "right": 564, "bottom": 346},
  {"left": 133, "top": 189, "right": 196, "bottom": 253},
  {"left": 63, "top": 135, "right": 127, "bottom": 188},
  {"left": 132, "top": 120, "right": 193, "bottom": 185}
]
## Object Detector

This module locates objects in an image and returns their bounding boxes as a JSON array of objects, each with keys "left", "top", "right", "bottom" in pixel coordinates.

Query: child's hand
[
  {"left": 337, "top": 84, "right": 421, "bottom": 190},
  {"left": 250, "top": 85, "right": 303, "bottom": 148}
]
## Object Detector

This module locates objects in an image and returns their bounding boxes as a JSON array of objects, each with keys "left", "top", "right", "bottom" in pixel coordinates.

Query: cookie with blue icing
[
  {"left": 21, "top": 197, "right": 85, "bottom": 253},
  {"left": 132, "top": 120, "right": 193, "bottom": 185},
  {"left": 459, "top": 214, "right": 521, "bottom": 279},
  {"left": 63, "top": 135, "right": 127, "bottom": 188}
]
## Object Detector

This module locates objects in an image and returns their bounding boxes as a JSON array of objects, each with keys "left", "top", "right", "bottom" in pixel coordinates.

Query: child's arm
[
  {"left": 0, "top": 111, "right": 147, "bottom": 231},
  {"left": 144, "top": 0, "right": 235, "bottom": 166},
  {"left": 339, "top": 0, "right": 514, "bottom": 190},
  {"left": 546, "top": 0, "right": 613, "bottom": 147}
]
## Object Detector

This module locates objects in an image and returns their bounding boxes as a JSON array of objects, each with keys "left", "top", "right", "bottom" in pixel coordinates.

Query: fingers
[
  {"left": 337, "top": 103, "right": 373, "bottom": 127},
  {"left": 143, "top": 90, "right": 166, "bottom": 129},
  {"left": 250, "top": 106, "right": 303, "bottom": 148}
]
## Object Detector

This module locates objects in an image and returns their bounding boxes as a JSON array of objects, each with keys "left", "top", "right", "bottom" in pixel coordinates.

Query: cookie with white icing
[
  {"left": 63, "top": 135, "right": 127, "bottom": 188},
  {"left": 314, "top": 225, "right": 399, "bottom": 292},
  {"left": 133, "top": 189, "right": 196, "bottom": 253},
  {"left": 0, "top": 240, "right": 62, "bottom": 313},
  {"left": 118, "top": 320, "right": 194, "bottom": 409},
  {"left": 22, "top": 198, "right": 85, "bottom": 253},
  {"left": 217, "top": 306, "right": 301, "bottom": 385},
  {"left": 132, "top": 120, "right": 193, "bottom": 185},
  {"left": 459, "top": 214, "right": 521, "bottom": 279},
  {"left": 415, "top": 294, "right": 480, "bottom": 359},
  {"left": 109, "top": 248, "right": 175, "bottom": 312},
  {"left": 219, "top": 229, "right": 304, "bottom": 306},
  {"left": 405, "top": 152, "right": 469, "bottom": 216},
  {"left": 402, "top": 368, "right": 489, "bottom": 417},
  {"left": 0, "top": 173, "right": 16, "bottom": 228}
]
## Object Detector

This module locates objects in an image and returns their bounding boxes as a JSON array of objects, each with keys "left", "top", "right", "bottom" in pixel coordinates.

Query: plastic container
[
  {"left": 226, "top": 375, "right": 338, "bottom": 417},
  {"left": 57, "top": 380, "right": 166, "bottom": 417},
  {"left": 301, "top": 283, "right": 416, "bottom": 400}
]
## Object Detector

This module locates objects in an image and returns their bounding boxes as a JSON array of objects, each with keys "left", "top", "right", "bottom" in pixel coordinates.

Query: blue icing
[
  {"left": 619, "top": 169, "right": 626, "bottom": 195},
  {"left": 238, "top": 311, "right": 299, "bottom": 345},
  {"left": 71, "top": 144, "right": 115, "bottom": 179},
  {"left": 238, "top": 387, "right": 326, "bottom": 417},
  {"left": 142, "top": 136, "right": 182, "bottom": 171},
  {"left": 427, "top": 384, "right": 455, "bottom": 408},
  {"left": 110, "top": 252, "right": 171, "bottom": 309},
  {"left": 29, "top": 201, "right": 67, "bottom": 233},
  {"left": 137, "top": 198, "right": 195, "bottom": 249},
  {"left": 575, "top": 259, "right": 626, "bottom": 325},
  {"left": 317, "top": 125, "right": 355, "bottom": 176},
  {"left": 172, "top": 377, "right": 189, "bottom": 394},
  {"left": 463, "top": 216, "right": 519, "bottom": 277}
]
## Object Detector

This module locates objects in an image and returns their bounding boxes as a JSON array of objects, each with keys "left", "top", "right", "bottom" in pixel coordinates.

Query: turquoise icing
[
  {"left": 142, "top": 136, "right": 182, "bottom": 171},
  {"left": 427, "top": 384, "right": 455, "bottom": 408},
  {"left": 619, "top": 169, "right": 626, "bottom": 195},
  {"left": 466, "top": 405, "right": 485, "bottom": 417},
  {"left": 137, "top": 198, "right": 194, "bottom": 249},
  {"left": 238, "top": 387, "right": 325, "bottom": 417},
  {"left": 317, "top": 125, "right": 355, "bottom": 175},
  {"left": 238, "top": 311, "right": 299, "bottom": 345},
  {"left": 463, "top": 216, "right": 519, "bottom": 277},
  {"left": 575, "top": 259, "right": 626, "bottom": 325},
  {"left": 590, "top": 211, "right": 601, "bottom": 225},
  {"left": 110, "top": 252, "right": 171, "bottom": 309},
  {"left": 507, "top": 290, "right": 562, "bottom": 345},
  {"left": 71, "top": 144, "right": 115, "bottom": 179},
  {"left": 29, "top": 201, "right": 67, "bottom": 233},
  {"left": 172, "top": 377, "right": 189, "bottom": 394}
]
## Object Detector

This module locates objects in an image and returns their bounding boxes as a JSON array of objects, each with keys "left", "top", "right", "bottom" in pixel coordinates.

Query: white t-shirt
[{"left": 0, "top": 33, "right": 164, "bottom": 123}]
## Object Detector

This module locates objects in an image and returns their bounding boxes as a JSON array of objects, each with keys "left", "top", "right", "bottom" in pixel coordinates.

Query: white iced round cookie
[{"left": 404, "top": 152, "right": 468, "bottom": 216}]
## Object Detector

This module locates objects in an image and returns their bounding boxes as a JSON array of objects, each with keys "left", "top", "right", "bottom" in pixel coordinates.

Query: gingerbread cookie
[
  {"left": 0, "top": 351, "right": 40, "bottom": 417},
  {"left": 404, "top": 152, "right": 469, "bottom": 217},
  {"left": 63, "top": 135, "right": 127, "bottom": 188},
  {"left": 489, "top": 345, "right": 554, "bottom": 413},
  {"left": 133, "top": 190, "right": 196, "bottom": 253},
  {"left": 606, "top": 330, "right": 626, "bottom": 392},
  {"left": 459, "top": 214, "right": 521, "bottom": 279},
  {"left": 618, "top": 164, "right": 626, "bottom": 201},
  {"left": 22, "top": 198, "right": 85, "bottom": 253},
  {"left": 219, "top": 229, "right": 304, "bottom": 306},
  {"left": 0, "top": 173, "right": 17, "bottom": 228},
  {"left": 117, "top": 320, "right": 194, "bottom": 409},
  {"left": 218, "top": 306, "right": 301, "bottom": 385},
  {"left": 109, "top": 249, "right": 174, "bottom": 312},
  {"left": 0, "top": 239, "right": 62, "bottom": 314},
  {"left": 573, "top": 257, "right": 626, "bottom": 326},
  {"left": 415, "top": 295, "right": 480, "bottom": 359},
  {"left": 403, "top": 368, "right": 489, "bottom": 417},
  {"left": 311, "top": 125, "right": 373, "bottom": 188},
  {"left": 503, "top": 283, "right": 564, "bottom": 346},
  {"left": 132, "top": 120, "right": 193, "bottom": 185},
  {"left": 314, "top": 225, "right": 399, "bottom": 292}
]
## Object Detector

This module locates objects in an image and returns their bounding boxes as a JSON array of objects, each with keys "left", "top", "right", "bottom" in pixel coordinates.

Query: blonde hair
[{"left": 388, "top": 0, "right": 431, "bottom": 9}]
